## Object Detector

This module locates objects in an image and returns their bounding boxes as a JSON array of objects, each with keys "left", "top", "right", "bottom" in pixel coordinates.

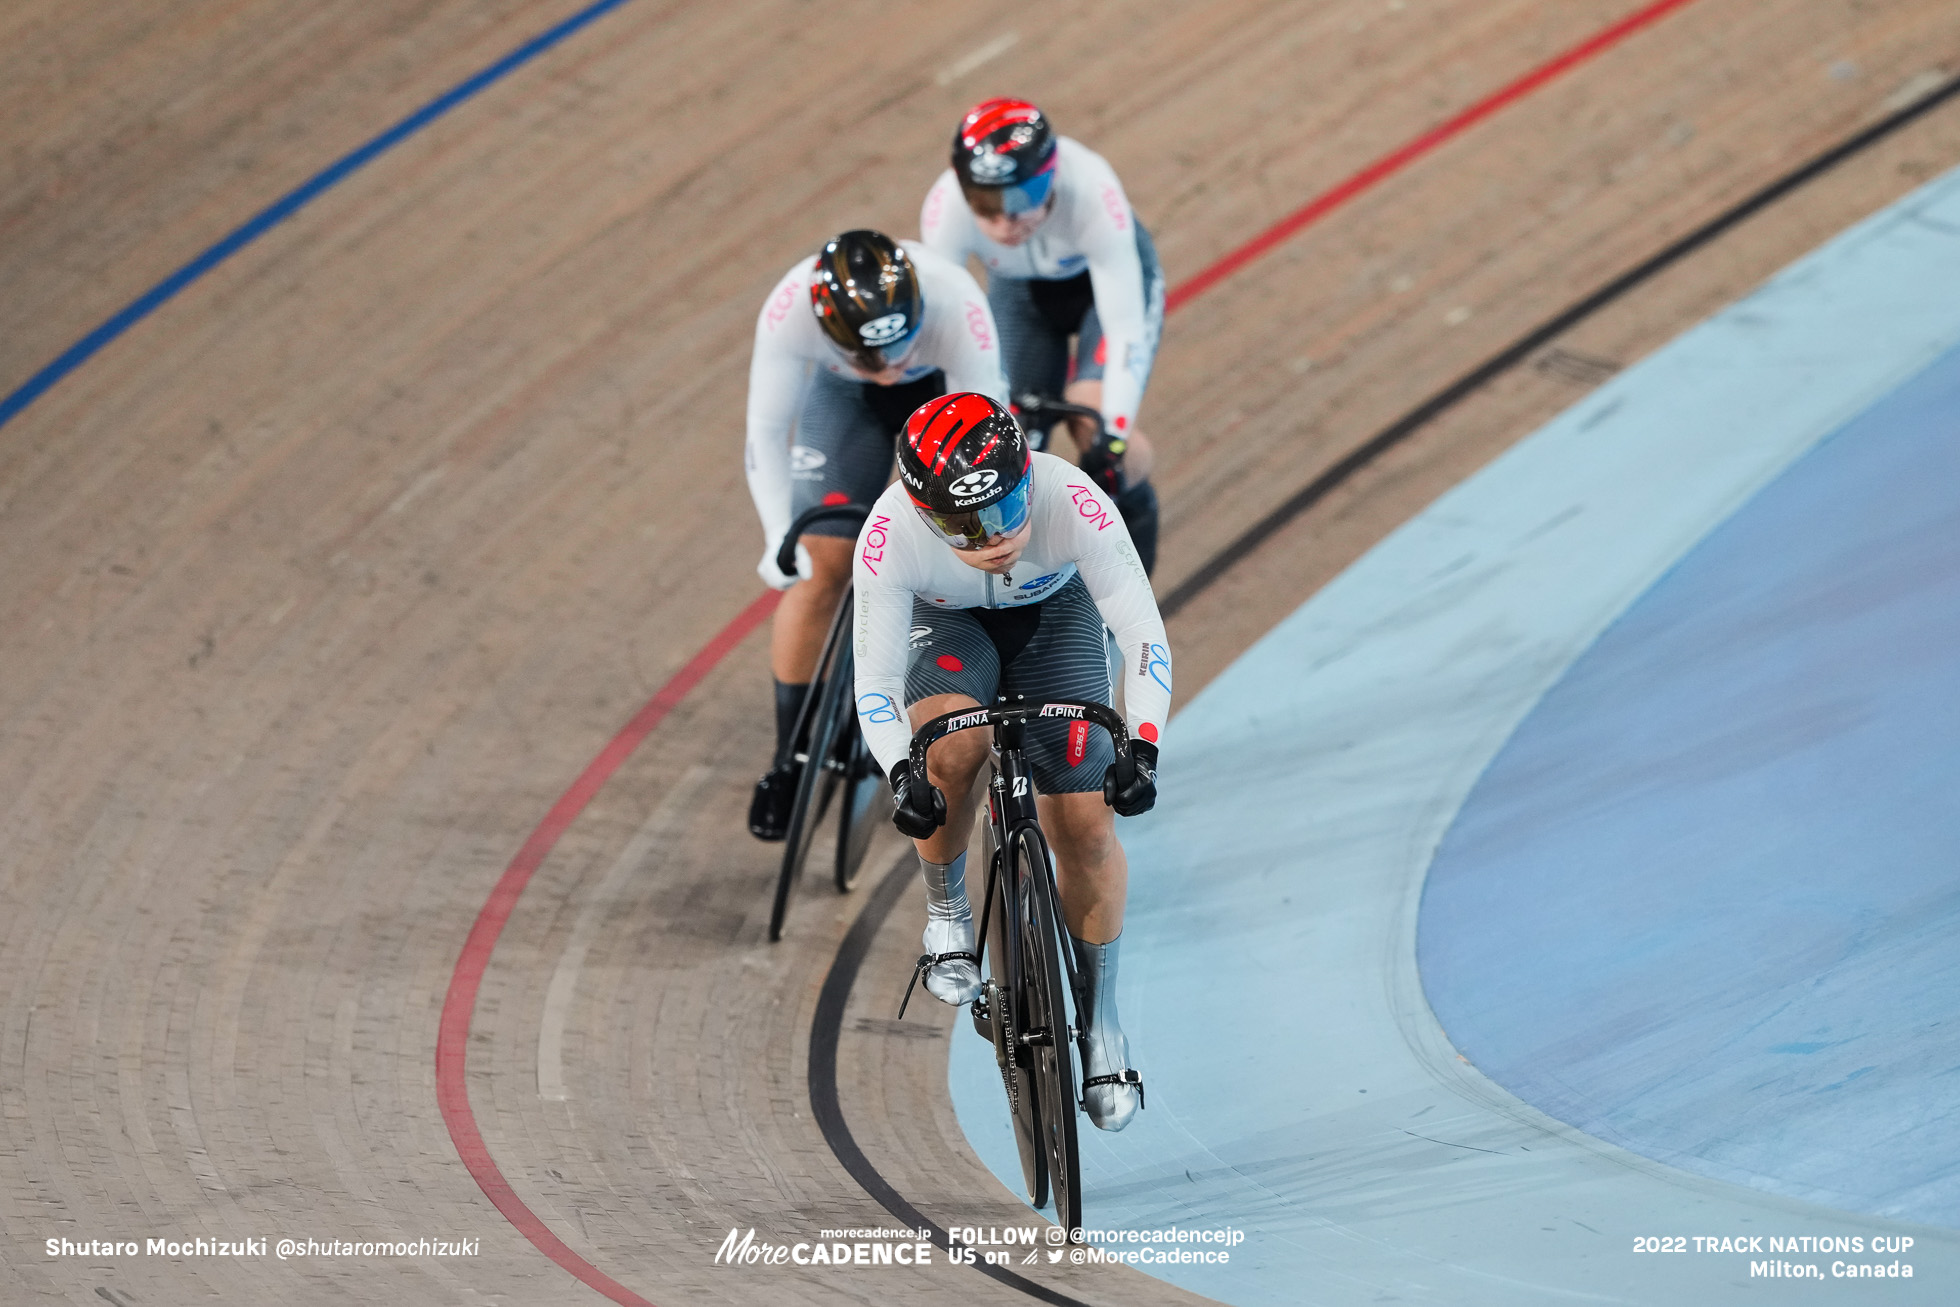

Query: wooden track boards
[{"left": 4, "top": 0, "right": 1960, "bottom": 1302}]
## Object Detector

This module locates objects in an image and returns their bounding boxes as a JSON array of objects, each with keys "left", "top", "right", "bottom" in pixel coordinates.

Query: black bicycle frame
[{"left": 909, "top": 698, "right": 1136, "bottom": 1020}]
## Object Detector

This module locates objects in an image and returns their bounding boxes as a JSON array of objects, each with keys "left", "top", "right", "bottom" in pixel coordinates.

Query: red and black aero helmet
[
  {"left": 951, "top": 98, "right": 1058, "bottom": 216},
  {"left": 899, "top": 393, "right": 1033, "bottom": 548},
  {"left": 809, "top": 230, "right": 924, "bottom": 372}
]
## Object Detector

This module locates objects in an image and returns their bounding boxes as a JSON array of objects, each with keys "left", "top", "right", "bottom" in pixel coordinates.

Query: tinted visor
[
  {"left": 960, "top": 157, "right": 1057, "bottom": 219},
  {"left": 915, "top": 473, "right": 1032, "bottom": 548},
  {"left": 997, "top": 166, "right": 1056, "bottom": 216}
]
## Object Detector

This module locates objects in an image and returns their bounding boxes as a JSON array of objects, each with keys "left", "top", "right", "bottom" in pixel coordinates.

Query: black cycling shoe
[{"left": 748, "top": 762, "right": 800, "bottom": 841}]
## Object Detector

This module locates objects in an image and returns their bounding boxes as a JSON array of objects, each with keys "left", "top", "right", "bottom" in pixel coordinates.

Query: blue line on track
[{"left": 0, "top": 0, "right": 634, "bottom": 432}]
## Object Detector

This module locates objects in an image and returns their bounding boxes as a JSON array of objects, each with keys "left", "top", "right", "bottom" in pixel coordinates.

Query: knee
[
  {"left": 800, "top": 536, "right": 853, "bottom": 593},
  {"left": 926, "top": 729, "right": 988, "bottom": 788}
]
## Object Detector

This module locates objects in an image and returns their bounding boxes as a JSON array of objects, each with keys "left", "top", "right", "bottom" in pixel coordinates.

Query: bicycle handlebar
[
  {"left": 1012, "top": 392, "right": 1106, "bottom": 444},
  {"left": 907, "top": 698, "right": 1135, "bottom": 803},
  {"left": 776, "top": 501, "right": 872, "bottom": 577}
]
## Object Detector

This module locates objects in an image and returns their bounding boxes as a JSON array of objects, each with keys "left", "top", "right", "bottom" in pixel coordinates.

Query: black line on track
[
  {"left": 808, "top": 72, "right": 1960, "bottom": 1301},
  {"left": 808, "top": 853, "right": 1103, "bottom": 1307},
  {"left": 1158, "top": 72, "right": 1960, "bottom": 619}
]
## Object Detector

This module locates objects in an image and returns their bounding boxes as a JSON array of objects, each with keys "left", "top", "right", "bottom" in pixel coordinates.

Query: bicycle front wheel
[
  {"left": 770, "top": 621, "right": 851, "bottom": 941},
  {"left": 1014, "top": 824, "right": 1080, "bottom": 1233},
  {"left": 831, "top": 657, "right": 890, "bottom": 892},
  {"left": 979, "top": 824, "right": 1046, "bottom": 1208}
]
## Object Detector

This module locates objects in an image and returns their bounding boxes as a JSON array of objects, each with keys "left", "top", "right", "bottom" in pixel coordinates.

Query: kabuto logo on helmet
[
  {"left": 949, "top": 469, "right": 998, "bottom": 499},
  {"left": 858, "top": 312, "right": 910, "bottom": 345},
  {"left": 967, "top": 150, "right": 1016, "bottom": 183}
]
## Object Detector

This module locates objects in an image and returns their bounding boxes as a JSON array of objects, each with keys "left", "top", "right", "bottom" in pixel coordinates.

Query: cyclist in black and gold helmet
[{"left": 743, "top": 230, "right": 1010, "bottom": 841}]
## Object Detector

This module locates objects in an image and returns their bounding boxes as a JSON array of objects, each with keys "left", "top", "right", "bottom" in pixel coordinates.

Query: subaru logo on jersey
[
  {"left": 949, "top": 469, "right": 998, "bottom": 499},
  {"left": 968, "top": 149, "right": 1016, "bottom": 182},
  {"left": 1019, "top": 572, "right": 1059, "bottom": 590},
  {"left": 858, "top": 312, "right": 910, "bottom": 345}
]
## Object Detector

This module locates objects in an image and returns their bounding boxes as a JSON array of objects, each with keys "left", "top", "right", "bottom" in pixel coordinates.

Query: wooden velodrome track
[{"left": 5, "top": 0, "right": 1960, "bottom": 1302}]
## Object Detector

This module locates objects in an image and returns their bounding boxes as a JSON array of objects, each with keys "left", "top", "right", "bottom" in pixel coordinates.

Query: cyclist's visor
[
  {"left": 914, "top": 472, "right": 1033, "bottom": 549},
  {"left": 961, "top": 158, "right": 1057, "bottom": 218}
]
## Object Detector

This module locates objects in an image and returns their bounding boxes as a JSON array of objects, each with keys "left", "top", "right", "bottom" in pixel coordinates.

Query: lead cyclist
[
  {"left": 852, "top": 391, "right": 1170, "bottom": 1130},
  {"left": 920, "top": 98, "right": 1165, "bottom": 574}
]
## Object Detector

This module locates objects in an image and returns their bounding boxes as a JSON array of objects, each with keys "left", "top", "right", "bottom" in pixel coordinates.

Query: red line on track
[
  {"left": 1167, "top": 0, "right": 1701, "bottom": 311},
  {"left": 434, "top": 590, "right": 778, "bottom": 1305},
  {"left": 435, "top": 1, "right": 1703, "bottom": 1299}
]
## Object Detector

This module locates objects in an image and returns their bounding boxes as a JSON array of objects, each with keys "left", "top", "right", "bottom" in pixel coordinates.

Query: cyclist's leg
[
  {"left": 901, "top": 606, "right": 1004, "bottom": 1003},
  {"left": 998, "top": 576, "right": 1141, "bottom": 1128},
  {"left": 751, "top": 373, "right": 892, "bottom": 838},
  {"left": 987, "top": 273, "right": 1072, "bottom": 450}
]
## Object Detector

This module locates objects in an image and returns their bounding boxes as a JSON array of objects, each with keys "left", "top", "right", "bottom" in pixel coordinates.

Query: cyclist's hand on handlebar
[
  {"left": 889, "top": 760, "right": 947, "bottom": 839},
  {"left": 1103, "top": 739, "right": 1158, "bottom": 817},
  {"left": 1078, "top": 438, "right": 1128, "bottom": 497},
  {"left": 757, "top": 542, "right": 809, "bottom": 590}
]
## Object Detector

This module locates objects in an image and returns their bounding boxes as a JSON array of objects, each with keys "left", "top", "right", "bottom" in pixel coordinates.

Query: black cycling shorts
[
  {"left": 790, "top": 369, "right": 945, "bottom": 538},
  {"left": 903, "top": 575, "right": 1115, "bottom": 795}
]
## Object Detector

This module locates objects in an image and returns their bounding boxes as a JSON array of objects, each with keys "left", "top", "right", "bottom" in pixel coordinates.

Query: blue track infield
[
  {"left": 1419, "top": 335, "right": 1960, "bottom": 1228},
  {"left": 949, "top": 164, "right": 1960, "bottom": 1305}
]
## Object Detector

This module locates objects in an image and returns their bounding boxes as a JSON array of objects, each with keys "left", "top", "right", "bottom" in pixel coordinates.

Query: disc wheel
[{"left": 1016, "top": 825, "right": 1079, "bottom": 1230}]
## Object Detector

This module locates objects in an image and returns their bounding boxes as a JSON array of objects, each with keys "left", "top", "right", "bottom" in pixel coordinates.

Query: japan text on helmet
[
  {"left": 898, "top": 392, "right": 1034, "bottom": 549},
  {"left": 951, "top": 98, "right": 1059, "bottom": 218},
  {"left": 809, "top": 230, "right": 925, "bottom": 373}
]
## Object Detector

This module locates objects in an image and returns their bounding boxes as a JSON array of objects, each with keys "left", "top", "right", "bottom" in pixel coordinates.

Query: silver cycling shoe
[
  {"left": 1073, "top": 933, "right": 1144, "bottom": 1131},
  {"left": 906, "top": 853, "right": 980, "bottom": 1009}
]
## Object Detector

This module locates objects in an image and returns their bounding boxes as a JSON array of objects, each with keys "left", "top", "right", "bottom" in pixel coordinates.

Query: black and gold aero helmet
[
  {"left": 898, "top": 393, "right": 1033, "bottom": 549},
  {"left": 808, "top": 230, "right": 925, "bottom": 373}
]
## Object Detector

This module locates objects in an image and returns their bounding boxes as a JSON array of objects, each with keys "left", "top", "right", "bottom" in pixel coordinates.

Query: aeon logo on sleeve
[
  {"left": 949, "top": 469, "right": 998, "bottom": 500},
  {"left": 963, "top": 301, "right": 994, "bottom": 350},
  {"left": 858, "top": 313, "right": 910, "bottom": 345}
]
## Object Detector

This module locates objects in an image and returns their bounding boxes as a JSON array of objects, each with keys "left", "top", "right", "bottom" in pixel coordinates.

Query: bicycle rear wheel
[
  {"left": 769, "top": 605, "right": 853, "bottom": 941},
  {"left": 1014, "top": 824, "right": 1080, "bottom": 1232}
]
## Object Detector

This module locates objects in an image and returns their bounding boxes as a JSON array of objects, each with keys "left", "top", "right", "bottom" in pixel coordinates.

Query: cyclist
[
  {"left": 852, "top": 391, "right": 1170, "bottom": 1131},
  {"left": 746, "top": 230, "right": 1009, "bottom": 840},
  {"left": 919, "top": 98, "right": 1165, "bottom": 574}
]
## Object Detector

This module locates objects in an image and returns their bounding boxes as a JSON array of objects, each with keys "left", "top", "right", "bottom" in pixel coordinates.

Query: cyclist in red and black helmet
[
  {"left": 923, "top": 99, "right": 1165, "bottom": 574},
  {"left": 744, "top": 231, "right": 1009, "bottom": 842},
  {"left": 852, "top": 392, "right": 1168, "bottom": 1131}
]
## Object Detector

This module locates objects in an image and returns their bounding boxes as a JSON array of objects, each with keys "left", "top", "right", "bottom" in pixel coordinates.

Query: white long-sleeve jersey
[
  {"left": 919, "top": 138, "right": 1150, "bottom": 437},
  {"left": 852, "top": 451, "right": 1172, "bottom": 777},
  {"left": 744, "top": 241, "right": 1008, "bottom": 587}
]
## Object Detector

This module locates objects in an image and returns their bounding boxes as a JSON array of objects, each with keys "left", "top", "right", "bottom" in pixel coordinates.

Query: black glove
[
  {"left": 1078, "top": 436, "right": 1128, "bottom": 497},
  {"left": 889, "top": 760, "right": 947, "bottom": 839},
  {"left": 1103, "top": 739, "right": 1158, "bottom": 817}
]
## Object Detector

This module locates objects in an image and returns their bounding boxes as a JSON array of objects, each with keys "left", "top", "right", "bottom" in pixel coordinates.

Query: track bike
[
  {"left": 898, "top": 697, "right": 1143, "bottom": 1234},
  {"left": 767, "top": 501, "right": 893, "bottom": 942}
]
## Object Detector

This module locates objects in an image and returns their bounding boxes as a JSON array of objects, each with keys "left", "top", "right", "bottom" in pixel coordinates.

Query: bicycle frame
[{"left": 906, "top": 697, "right": 1137, "bottom": 1029}]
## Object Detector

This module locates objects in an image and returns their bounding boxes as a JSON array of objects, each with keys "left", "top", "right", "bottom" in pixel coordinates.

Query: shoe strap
[
  {"left": 897, "top": 950, "right": 979, "bottom": 1020},
  {"left": 1081, "top": 1068, "right": 1145, "bottom": 1110}
]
